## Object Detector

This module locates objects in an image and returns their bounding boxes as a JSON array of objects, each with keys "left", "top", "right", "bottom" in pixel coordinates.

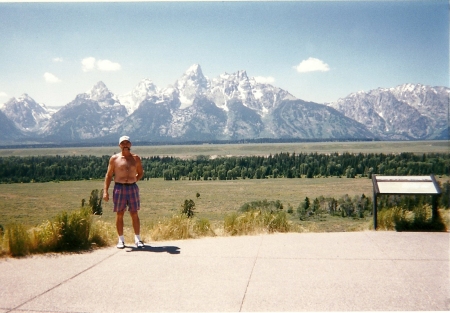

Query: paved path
[{"left": 0, "top": 232, "right": 449, "bottom": 312}]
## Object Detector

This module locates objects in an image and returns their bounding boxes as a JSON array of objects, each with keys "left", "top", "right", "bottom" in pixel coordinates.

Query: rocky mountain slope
[
  {"left": 0, "top": 64, "right": 448, "bottom": 145},
  {"left": 327, "top": 84, "right": 449, "bottom": 140}
]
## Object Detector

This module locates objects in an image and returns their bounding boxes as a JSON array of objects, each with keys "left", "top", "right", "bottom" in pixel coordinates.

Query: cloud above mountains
[
  {"left": 294, "top": 57, "right": 330, "bottom": 73},
  {"left": 82, "top": 57, "right": 121, "bottom": 72},
  {"left": 44, "top": 72, "right": 61, "bottom": 83}
]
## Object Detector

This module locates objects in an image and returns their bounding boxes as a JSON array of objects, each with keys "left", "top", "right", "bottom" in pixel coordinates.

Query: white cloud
[
  {"left": 97, "top": 59, "right": 121, "bottom": 71},
  {"left": 53, "top": 57, "right": 63, "bottom": 62},
  {"left": 254, "top": 76, "right": 275, "bottom": 84},
  {"left": 0, "top": 91, "right": 7, "bottom": 98},
  {"left": 44, "top": 72, "right": 61, "bottom": 83},
  {"left": 82, "top": 57, "right": 121, "bottom": 72},
  {"left": 294, "top": 57, "right": 330, "bottom": 73},
  {"left": 82, "top": 57, "right": 96, "bottom": 72}
]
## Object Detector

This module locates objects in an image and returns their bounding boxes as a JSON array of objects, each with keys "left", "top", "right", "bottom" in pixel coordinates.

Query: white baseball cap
[{"left": 119, "top": 135, "right": 130, "bottom": 144}]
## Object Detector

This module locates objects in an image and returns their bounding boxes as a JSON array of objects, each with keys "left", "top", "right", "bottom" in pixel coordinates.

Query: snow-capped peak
[
  {"left": 87, "top": 81, "right": 120, "bottom": 108},
  {"left": 0, "top": 93, "right": 52, "bottom": 131},
  {"left": 176, "top": 64, "right": 208, "bottom": 109},
  {"left": 185, "top": 63, "right": 202, "bottom": 76},
  {"left": 118, "top": 79, "right": 159, "bottom": 114}
]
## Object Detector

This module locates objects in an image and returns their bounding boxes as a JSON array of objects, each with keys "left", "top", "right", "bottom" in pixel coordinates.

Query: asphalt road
[{"left": 1, "top": 231, "right": 449, "bottom": 312}]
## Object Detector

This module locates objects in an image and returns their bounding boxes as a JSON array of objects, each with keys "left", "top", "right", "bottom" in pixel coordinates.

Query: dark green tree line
[{"left": 0, "top": 152, "right": 448, "bottom": 183}]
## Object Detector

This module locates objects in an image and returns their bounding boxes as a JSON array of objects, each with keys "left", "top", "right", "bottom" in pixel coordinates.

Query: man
[{"left": 103, "top": 135, "right": 145, "bottom": 249}]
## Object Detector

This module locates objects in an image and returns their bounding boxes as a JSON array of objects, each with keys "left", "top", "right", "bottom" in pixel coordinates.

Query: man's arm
[
  {"left": 135, "top": 155, "right": 144, "bottom": 181},
  {"left": 103, "top": 156, "right": 115, "bottom": 201}
]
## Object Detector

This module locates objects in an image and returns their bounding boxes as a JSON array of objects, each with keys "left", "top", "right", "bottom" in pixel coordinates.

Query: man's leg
[
  {"left": 130, "top": 211, "right": 140, "bottom": 236},
  {"left": 115, "top": 211, "right": 125, "bottom": 248},
  {"left": 116, "top": 211, "right": 125, "bottom": 236},
  {"left": 130, "top": 211, "right": 143, "bottom": 247}
]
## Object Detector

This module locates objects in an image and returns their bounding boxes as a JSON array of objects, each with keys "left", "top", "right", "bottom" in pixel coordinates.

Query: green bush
[
  {"left": 55, "top": 207, "right": 91, "bottom": 251},
  {"left": 377, "top": 207, "right": 405, "bottom": 230},
  {"left": 181, "top": 199, "right": 196, "bottom": 218},
  {"left": 266, "top": 210, "right": 290, "bottom": 233},
  {"left": 395, "top": 205, "right": 447, "bottom": 232},
  {"left": 240, "top": 199, "right": 283, "bottom": 212},
  {"left": 30, "top": 220, "right": 59, "bottom": 253},
  {"left": 4, "top": 207, "right": 110, "bottom": 257},
  {"left": 224, "top": 209, "right": 290, "bottom": 236},
  {"left": 150, "top": 215, "right": 193, "bottom": 241},
  {"left": 6, "top": 223, "right": 31, "bottom": 257},
  {"left": 378, "top": 205, "right": 448, "bottom": 232},
  {"left": 89, "top": 189, "right": 103, "bottom": 215},
  {"left": 193, "top": 218, "right": 215, "bottom": 237},
  {"left": 89, "top": 220, "right": 114, "bottom": 247}
]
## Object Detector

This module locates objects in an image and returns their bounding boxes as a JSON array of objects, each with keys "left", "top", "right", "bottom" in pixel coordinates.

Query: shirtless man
[{"left": 103, "top": 136, "right": 145, "bottom": 249}]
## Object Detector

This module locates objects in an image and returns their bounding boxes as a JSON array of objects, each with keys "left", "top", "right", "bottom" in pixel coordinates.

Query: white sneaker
[
  {"left": 116, "top": 241, "right": 125, "bottom": 249},
  {"left": 136, "top": 240, "right": 144, "bottom": 248}
]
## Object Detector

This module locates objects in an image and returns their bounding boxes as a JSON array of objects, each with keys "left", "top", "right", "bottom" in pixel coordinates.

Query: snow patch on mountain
[
  {"left": 87, "top": 81, "right": 121, "bottom": 108},
  {"left": 328, "top": 83, "right": 449, "bottom": 140},
  {"left": 2, "top": 64, "right": 447, "bottom": 143},
  {"left": 175, "top": 64, "right": 209, "bottom": 109},
  {"left": 0, "top": 94, "right": 52, "bottom": 131},
  {"left": 118, "top": 79, "right": 159, "bottom": 114}
]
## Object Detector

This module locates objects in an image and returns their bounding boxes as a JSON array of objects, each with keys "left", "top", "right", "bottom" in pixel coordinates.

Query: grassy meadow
[
  {"left": 0, "top": 177, "right": 377, "bottom": 227},
  {"left": 0, "top": 140, "right": 448, "bottom": 158},
  {"left": 1, "top": 141, "right": 449, "bottom": 255}
]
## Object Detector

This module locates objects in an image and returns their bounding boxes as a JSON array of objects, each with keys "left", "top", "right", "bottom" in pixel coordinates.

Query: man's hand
[{"left": 103, "top": 191, "right": 109, "bottom": 202}]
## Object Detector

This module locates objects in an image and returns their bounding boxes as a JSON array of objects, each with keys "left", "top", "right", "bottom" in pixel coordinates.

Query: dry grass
[
  {"left": 0, "top": 140, "right": 448, "bottom": 158},
  {"left": 0, "top": 177, "right": 378, "bottom": 227}
]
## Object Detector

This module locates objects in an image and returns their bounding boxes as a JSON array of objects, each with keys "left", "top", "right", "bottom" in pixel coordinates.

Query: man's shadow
[{"left": 126, "top": 244, "right": 180, "bottom": 254}]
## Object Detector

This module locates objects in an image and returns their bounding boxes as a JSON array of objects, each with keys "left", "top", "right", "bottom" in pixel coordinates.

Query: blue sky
[{"left": 0, "top": 0, "right": 448, "bottom": 108}]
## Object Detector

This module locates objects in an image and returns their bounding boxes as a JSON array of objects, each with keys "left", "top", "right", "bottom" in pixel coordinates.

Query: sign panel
[
  {"left": 373, "top": 175, "right": 441, "bottom": 195},
  {"left": 372, "top": 175, "right": 442, "bottom": 230}
]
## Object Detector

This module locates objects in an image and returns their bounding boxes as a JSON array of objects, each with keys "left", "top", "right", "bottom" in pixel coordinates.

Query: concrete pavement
[{"left": 0, "top": 231, "right": 449, "bottom": 312}]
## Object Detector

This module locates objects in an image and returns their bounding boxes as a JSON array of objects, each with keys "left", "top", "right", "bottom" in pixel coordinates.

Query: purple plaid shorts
[{"left": 113, "top": 183, "right": 140, "bottom": 212}]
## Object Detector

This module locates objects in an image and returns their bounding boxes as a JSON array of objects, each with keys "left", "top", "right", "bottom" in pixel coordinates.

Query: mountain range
[{"left": 0, "top": 64, "right": 448, "bottom": 145}]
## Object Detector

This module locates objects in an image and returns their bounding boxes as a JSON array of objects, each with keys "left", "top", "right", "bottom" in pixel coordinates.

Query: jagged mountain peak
[
  {"left": 176, "top": 64, "right": 209, "bottom": 109},
  {"left": 4, "top": 93, "right": 47, "bottom": 112},
  {"left": 16, "top": 93, "right": 33, "bottom": 101},
  {"left": 118, "top": 79, "right": 159, "bottom": 114},
  {"left": 87, "top": 81, "right": 110, "bottom": 100},
  {"left": 185, "top": 63, "right": 203, "bottom": 76},
  {"left": 86, "top": 81, "right": 120, "bottom": 108},
  {"left": 328, "top": 83, "right": 449, "bottom": 140},
  {"left": 0, "top": 93, "right": 51, "bottom": 132},
  {"left": 2, "top": 64, "right": 447, "bottom": 144}
]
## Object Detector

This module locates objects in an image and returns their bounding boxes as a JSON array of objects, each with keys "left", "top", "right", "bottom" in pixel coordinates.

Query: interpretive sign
[{"left": 372, "top": 175, "right": 441, "bottom": 230}]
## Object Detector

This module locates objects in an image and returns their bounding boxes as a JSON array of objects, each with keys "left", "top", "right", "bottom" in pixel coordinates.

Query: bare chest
[{"left": 115, "top": 156, "right": 137, "bottom": 174}]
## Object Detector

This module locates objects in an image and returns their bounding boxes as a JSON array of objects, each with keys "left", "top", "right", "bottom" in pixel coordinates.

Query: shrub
[
  {"left": 181, "top": 199, "right": 196, "bottom": 218},
  {"left": 193, "top": 218, "right": 215, "bottom": 237},
  {"left": 54, "top": 207, "right": 91, "bottom": 251},
  {"left": 264, "top": 210, "right": 290, "bottom": 233},
  {"left": 6, "top": 223, "right": 31, "bottom": 257},
  {"left": 89, "top": 189, "right": 103, "bottom": 215},
  {"left": 150, "top": 215, "right": 193, "bottom": 241},
  {"left": 30, "top": 220, "right": 59, "bottom": 253},
  {"left": 378, "top": 205, "right": 448, "bottom": 232},
  {"left": 240, "top": 199, "right": 283, "bottom": 212},
  {"left": 377, "top": 207, "right": 405, "bottom": 230},
  {"left": 89, "top": 220, "right": 114, "bottom": 247},
  {"left": 224, "top": 209, "right": 290, "bottom": 236},
  {"left": 395, "top": 205, "right": 447, "bottom": 232},
  {"left": 8, "top": 207, "right": 100, "bottom": 256}
]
